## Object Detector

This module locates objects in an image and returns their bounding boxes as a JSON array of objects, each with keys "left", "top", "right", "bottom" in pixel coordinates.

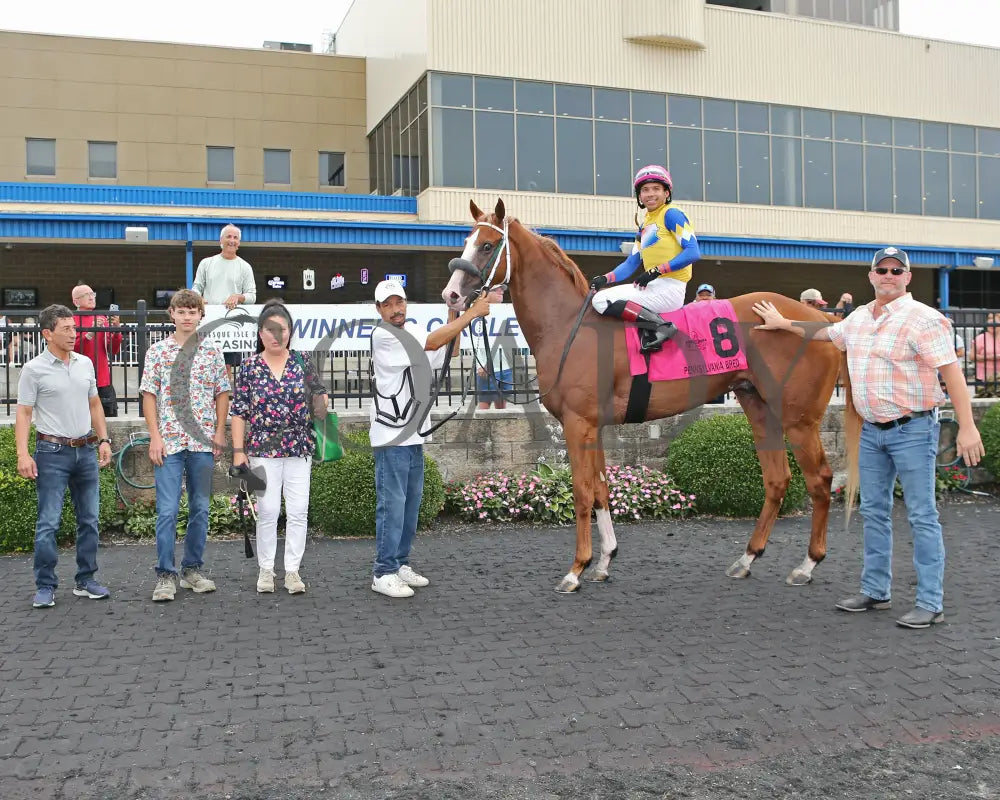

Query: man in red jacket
[{"left": 72, "top": 285, "right": 123, "bottom": 417}]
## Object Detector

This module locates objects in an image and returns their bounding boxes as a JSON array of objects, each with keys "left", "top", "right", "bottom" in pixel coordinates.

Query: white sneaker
[
  {"left": 257, "top": 568, "right": 275, "bottom": 593},
  {"left": 398, "top": 564, "right": 429, "bottom": 588},
  {"left": 284, "top": 571, "right": 306, "bottom": 594},
  {"left": 371, "top": 573, "right": 415, "bottom": 598}
]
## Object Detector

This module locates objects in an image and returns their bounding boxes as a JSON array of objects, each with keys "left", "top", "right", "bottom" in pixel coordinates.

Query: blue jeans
[
  {"left": 33, "top": 441, "right": 100, "bottom": 590},
  {"left": 858, "top": 414, "right": 944, "bottom": 612},
  {"left": 477, "top": 368, "right": 513, "bottom": 402},
  {"left": 154, "top": 450, "right": 214, "bottom": 576},
  {"left": 373, "top": 444, "right": 424, "bottom": 578}
]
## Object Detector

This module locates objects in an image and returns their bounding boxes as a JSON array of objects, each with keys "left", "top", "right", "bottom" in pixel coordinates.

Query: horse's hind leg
[
  {"left": 783, "top": 422, "right": 833, "bottom": 586},
  {"left": 555, "top": 413, "right": 597, "bottom": 594},
  {"left": 585, "top": 445, "right": 618, "bottom": 582},
  {"left": 727, "top": 389, "right": 791, "bottom": 578}
]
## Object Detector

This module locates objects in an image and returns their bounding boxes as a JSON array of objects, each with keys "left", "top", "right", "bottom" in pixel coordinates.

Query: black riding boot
[{"left": 604, "top": 300, "right": 677, "bottom": 354}]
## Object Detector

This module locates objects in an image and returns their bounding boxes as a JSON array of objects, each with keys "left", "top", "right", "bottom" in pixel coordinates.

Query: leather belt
[
  {"left": 37, "top": 433, "right": 99, "bottom": 447},
  {"left": 869, "top": 409, "right": 934, "bottom": 430}
]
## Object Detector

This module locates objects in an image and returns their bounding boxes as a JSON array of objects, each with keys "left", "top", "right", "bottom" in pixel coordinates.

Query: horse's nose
[{"left": 442, "top": 288, "right": 460, "bottom": 304}]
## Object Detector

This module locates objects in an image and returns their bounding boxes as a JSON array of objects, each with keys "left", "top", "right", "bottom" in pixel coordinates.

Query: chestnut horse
[{"left": 443, "top": 199, "right": 848, "bottom": 593}]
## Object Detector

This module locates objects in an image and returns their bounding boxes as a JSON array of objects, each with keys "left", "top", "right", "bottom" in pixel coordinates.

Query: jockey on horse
[{"left": 589, "top": 165, "right": 702, "bottom": 353}]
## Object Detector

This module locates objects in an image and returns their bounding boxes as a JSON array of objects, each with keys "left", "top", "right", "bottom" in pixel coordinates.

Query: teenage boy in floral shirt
[{"left": 140, "top": 289, "right": 230, "bottom": 602}]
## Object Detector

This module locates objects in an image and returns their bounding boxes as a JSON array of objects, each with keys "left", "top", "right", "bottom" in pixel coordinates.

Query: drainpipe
[{"left": 185, "top": 222, "right": 194, "bottom": 288}]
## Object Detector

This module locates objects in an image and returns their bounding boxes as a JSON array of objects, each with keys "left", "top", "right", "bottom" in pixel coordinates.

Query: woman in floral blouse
[{"left": 231, "top": 300, "right": 328, "bottom": 595}]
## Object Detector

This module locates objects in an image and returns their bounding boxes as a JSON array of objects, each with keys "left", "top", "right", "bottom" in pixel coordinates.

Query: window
[
  {"left": 475, "top": 111, "right": 515, "bottom": 190},
  {"left": 556, "top": 118, "right": 594, "bottom": 194},
  {"left": 668, "top": 127, "right": 703, "bottom": 201},
  {"left": 950, "top": 154, "right": 976, "bottom": 218},
  {"left": 893, "top": 118, "right": 921, "bottom": 148},
  {"left": 88, "top": 141, "right": 116, "bottom": 179},
  {"left": 980, "top": 157, "right": 1000, "bottom": 219},
  {"left": 864, "top": 145, "right": 892, "bottom": 213},
  {"left": 631, "top": 92, "right": 666, "bottom": 125},
  {"left": 516, "top": 115, "right": 555, "bottom": 192},
  {"left": 319, "top": 152, "right": 345, "bottom": 186},
  {"left": 738, "top": 133, "right": 770, "bottom": 204},
  {"left": 705, "top": 130, "right": 738, "bottom": 203},
  {"left": 207, "top": 146, "right": 235, "bottom": 182},
  {"left": 631, "top": 125, "right": 667, "bottom": 173},
  {"left": 922, "top": 122, "right": 949, "bottom": 151},
  {"left": 834, "top": 113, "right": 863, "bottom": 142},
  {"left": 923, "top": 151, "right": 949, "bottom": 216},
  {"left": 803, "top": 109, "right": 833, "bottom": 140},
  {"left": 737, "top": 102, "right": 769, "bottom": 134},
  {"left": 475, "top": 77, "right": 513, "bottom": 111},
  {"left": 556, "top": 84, "right": 592, "bottom": 118},
  {"left": 264, "top": 149, "right": 291, "bottom": 184},
  {"left": 515, "top": 80, "right": 553, "bottom": 114},
  {"left": 893, "top": 148, "right": 921, "bottom": 214},
  {"left": 431, "top": 73, "right": 473, "bottom": 107},
  {"left": 595, "top": 121, "right": 630, "bottom": 196},
  {"left": 668, "top": 95, "right": 701, "bottom": 128},
  {"left": 704, "top": 100, "right": 736, "bottom": 131},
  {"left": 431, "top": 108, "right": 474, "bottom": 186},
  {"left": 804, "top": 140, "right": 834, "bottom": 208},
  {"left": 594, "top": 89, "right": 629, "bottom": 121},
  {"left": 834, "top": 142, "right": 864, "bottom": 210},
  {"left": 26, "top": 138, "right": 55, "bottom": 176},
  {"left": 772, "top": 136, "right": 803, "bottom": 206}
]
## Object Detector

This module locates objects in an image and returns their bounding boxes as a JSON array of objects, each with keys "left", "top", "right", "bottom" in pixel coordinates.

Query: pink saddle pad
[{"left": 625, "top": 299, "right": 749, "bottom": 381}]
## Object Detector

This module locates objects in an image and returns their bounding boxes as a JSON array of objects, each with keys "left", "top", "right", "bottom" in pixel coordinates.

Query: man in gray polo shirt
[{"left": 16, "top": 304, "right": 114, "bottom": 609}]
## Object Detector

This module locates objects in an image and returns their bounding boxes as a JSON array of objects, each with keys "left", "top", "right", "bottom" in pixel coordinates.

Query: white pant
[
  {"left": 250, "top": 456, "right": 312, "bottom": 572},
  {"left": 592, "top": 276, "right": 687, "bottom": 315}
]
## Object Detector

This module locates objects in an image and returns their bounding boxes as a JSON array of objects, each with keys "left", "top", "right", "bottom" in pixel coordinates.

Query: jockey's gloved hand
[
  {"left": 634, "top": 269, "right": 660, "bottom": 288},
  {"left": 589, "top": 275, "right": 609, "bottom": 291}
]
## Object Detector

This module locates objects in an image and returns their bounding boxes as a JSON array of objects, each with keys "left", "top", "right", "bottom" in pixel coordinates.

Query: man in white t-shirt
[
  {"left": 369, "top": 279, "right": 490, "bottom": 598},
  {"left": 192, "top": 223, "right": 257, "bottom": 372}
]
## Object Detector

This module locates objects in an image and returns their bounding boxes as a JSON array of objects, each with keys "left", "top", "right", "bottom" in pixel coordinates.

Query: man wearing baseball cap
[
  {"left": 753, "top": 246, "right": 984, "bottom": 629},
  {"left": 368, "top": 279, "right": 490, "bottom": 598},
  {"left": 799, "top": 288, "right": 826, "bottom": 308},
  {"left": 695, "top": 284, "right": 715, "bottom": 302}
]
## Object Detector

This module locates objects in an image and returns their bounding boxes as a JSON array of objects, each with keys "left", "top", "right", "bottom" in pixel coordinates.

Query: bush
[
  {"left": 308, "top": 431, "right": 446, "bottom": 537},
  {"left": 666, "top": 413, "right": 807, "bottom": 517},
  {"left": 444, "top": 462, "right": 695, "bottom": 524},
  {"left": 0, "top": 470, "right": 39, "bottom": 552},
  {"left": 978, "top": 404, "right": 1000, "bottom": 479}
]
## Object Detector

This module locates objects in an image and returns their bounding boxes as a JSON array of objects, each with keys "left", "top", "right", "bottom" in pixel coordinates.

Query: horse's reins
[{"left": 449, "top": 217, "right": 596, "bottom": 405}]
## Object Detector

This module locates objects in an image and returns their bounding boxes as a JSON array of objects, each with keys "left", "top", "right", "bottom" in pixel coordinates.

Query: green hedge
[
  {"left": 309, "top": 431, "right": 445, "bottom": 537},
  {"left": 666, "top": 413, "right": 807, "bottom": 517},
  {"left": 978, "top": 404, "right": 1000, "bottom": 479}
]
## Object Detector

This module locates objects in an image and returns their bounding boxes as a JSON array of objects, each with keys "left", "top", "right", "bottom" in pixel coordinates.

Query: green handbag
[{"left": 294, "top": 351, "right": 342, "bottom": 462}]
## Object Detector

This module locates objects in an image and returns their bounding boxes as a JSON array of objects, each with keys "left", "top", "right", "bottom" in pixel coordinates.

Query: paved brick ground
[{"left": 1, "top": 501, "right": 999, "bottom": 799}]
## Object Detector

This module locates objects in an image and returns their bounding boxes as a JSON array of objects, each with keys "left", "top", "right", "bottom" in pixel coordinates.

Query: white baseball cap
[{"left": 374, "top": 279, "right": 406, "bottom": 303}]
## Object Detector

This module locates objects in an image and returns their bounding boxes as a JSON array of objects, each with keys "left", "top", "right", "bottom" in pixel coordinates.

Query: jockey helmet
[{"left": 633, "top": 165, "right": 672, "bottom": 206}]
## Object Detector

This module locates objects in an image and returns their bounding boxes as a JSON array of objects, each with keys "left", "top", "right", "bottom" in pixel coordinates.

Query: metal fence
[{"left": 3, "top": 304, "right": 999, "bottom": 417}]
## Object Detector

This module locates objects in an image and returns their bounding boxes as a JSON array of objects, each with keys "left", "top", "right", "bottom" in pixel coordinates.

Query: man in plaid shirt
[{"left": 753, "top": 247, "right": 984, "bottom": 629}]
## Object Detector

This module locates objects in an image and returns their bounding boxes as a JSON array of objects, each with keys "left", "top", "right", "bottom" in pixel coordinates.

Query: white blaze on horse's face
[
  {"left": 460, "top": 228, "right": 480, "bottom": 262},
  {"left": 442, "top": 228, "right": 483, "bottom": 309}
]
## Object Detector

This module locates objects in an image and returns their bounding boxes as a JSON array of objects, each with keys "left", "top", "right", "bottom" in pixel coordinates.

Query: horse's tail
[{"left": 841, "top": 350, "right": 862, "bottom": 525}]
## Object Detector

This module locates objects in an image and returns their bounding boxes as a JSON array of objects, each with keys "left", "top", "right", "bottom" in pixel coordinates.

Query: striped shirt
[{"left": 827, "top": 293, "right": 955, "bottom": 423}]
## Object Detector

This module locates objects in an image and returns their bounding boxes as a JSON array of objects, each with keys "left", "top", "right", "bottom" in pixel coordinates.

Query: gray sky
[{"left": 2, "top": 0, "right": 999, "bottom": 51}]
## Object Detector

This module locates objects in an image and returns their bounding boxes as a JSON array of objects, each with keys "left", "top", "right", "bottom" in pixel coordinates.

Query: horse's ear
[
  {"left": 470, "top": 199, "right": 484, "bottom": 220},
  {"left": 495, "top": 198, "right": 506, "bottom": 222}
]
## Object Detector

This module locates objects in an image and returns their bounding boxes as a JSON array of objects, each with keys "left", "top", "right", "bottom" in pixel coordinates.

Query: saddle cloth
[{"left": 625, "top": 299, "right": 749, "bottom": 381}]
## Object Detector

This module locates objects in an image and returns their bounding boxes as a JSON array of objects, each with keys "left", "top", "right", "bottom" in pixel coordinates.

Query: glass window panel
[
  {"left": 367, "top": 132, "right": 378, "bottom": 193},
  {"left": 475, "top": 111, "right": 515, "bottom": 190},
  {"left": 555, "top": 84, "right": 592, "bottom": 118},
  {"left": 834, "top": 112, "right": 862, "bottom": 142},
  {"left": 893, "top": 147, "right": 921, "bottom": 214},
  {"left": 595, "top": 121, "right": 631, "bottom": 196},
  {"left": 25, "top": 138, "right": 55, "bottom": 176},
  {"left": 738, "top": 102, "right": 769, "bottom": 133},
  {"left": 418, "top": 109, "right": 429, "bottom": 191},
  {"left": 417, "top": 76, "right": 428, "bottom": 115},
  {"left": 703, "top": 99, "right": 736, "bottom": 131},
  {"left": 516, "top": 114, "right": 555, "bottom": 192},
  {"left": 88, "top": 141, "right": 116, "bottom": 179},
  {"left": 704, "top": 130, "right": 737, "bottom": 203},
  {"left": 864, "top": 115, "right": 892, "bottom": 145},
  {"left": 978, "top": 128, "right": 1000, "bottom": 156},
  {"left": 264, "top": 149, "right": 290, "bottom": 184},
  {"left": 950, "top": 125, "right": 975, "bottom": 153},
  {"left": 980, "top": 156, "right": 1000, "bottom": 219},
  {"left": 738, "top": 133, "right": 770, "bottom": 204},
  {"left": 393, "top": 124, "right": 410, "bottom": 192},
  {"left": 207, "top": 146, "right": 234, "bottom": 182},
  {"left": 951, "top": 153, "right": 976, "bottom": 218},
  {"left": 319, "top": 151, "right": 345, "bottom": 187},
  {"left": 894, "top": 118, "right": 920, "bottom": 148},
  {"left": 864, "top": 145, "right": 892, "bottom": 213},
  {"left": 668, "top": 95, "right": 701, "bottom": 128},
  {"left": 556, "top": 117, "right": 594, "bottom": 194},
  {"left": 834, "top": 142, "right": 863, "bottom": 210},
  {"left": 430, "top": 73, "right": 473, "bottom": 107},
  {"left": 923, "top": 121, "right": 948, "bottom": 150},
  {"left": 804, "top": 139, "right": 834, "bottom": 208},
  {"left": 431, "top": 107, "right": 474, "bottom": 186},
  {"left": 803, "top": 109, "right": 833, "bottom": 140},
  {"left": 772, "top": 136, "right": 803, "bottom": 206},
  {"left": 631, "top": 91, "right": 666, "bottom": 125},
  {"left": 631, "top": 124, "right": 667, "bottom": 173},
  {"left": 594, "top": 88, "right": 629, "bottom": 121},
  {"left": 475, "top": 76, "right": 513, "bottom": 111},
  {"left": 816, "top": 0, "right": 832, "bottom": 17},
  {"left": 668, "top": 127, "right": 703, "bottom": 201},
  {"left": 922, "top": 150, "right": 949, "bottom": 215},
  {"left": 771, "top": 106, "right": 800, "bottom": 137},
  {"left": 516, "top": 80, "right": 553, "bottom": 114}
]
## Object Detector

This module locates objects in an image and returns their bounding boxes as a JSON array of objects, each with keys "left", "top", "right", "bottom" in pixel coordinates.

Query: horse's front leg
[
  {"left": 555, "top": 414, "right": 598, "bottom": 594},
  {"left": 584, "top": 445, "right": 617, "bottom": 582}
]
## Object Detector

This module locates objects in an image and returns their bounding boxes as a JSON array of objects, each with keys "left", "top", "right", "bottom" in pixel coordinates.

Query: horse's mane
[{"left": 509, "top": 218, "right": 589, "bottom": 295}]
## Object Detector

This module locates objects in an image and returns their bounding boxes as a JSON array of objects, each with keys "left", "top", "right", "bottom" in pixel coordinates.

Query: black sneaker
[{"left": 835, "top": 593, "right": 891, "bottom": 612}]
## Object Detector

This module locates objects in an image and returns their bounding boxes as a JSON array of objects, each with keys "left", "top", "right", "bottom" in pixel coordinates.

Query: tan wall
[
  {"left": 0, "top": 31, "right": 370, "bottom": 192},
  {"left": 418, "top": 188, "right": 1000, "bottom": 252}
]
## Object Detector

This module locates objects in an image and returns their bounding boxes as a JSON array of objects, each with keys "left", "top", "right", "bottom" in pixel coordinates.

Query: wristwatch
[{"left": 98, "top": 438, "right": 112, "bottom": 446}]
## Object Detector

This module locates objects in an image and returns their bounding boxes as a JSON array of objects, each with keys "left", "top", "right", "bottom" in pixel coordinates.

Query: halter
[{"left": 448, "top": 218, "right": 511, "bottom": 296}]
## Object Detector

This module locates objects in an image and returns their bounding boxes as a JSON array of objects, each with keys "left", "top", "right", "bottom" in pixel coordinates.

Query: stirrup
[{"left": 639, "top": 324, "right": 675, "bottom": 354}]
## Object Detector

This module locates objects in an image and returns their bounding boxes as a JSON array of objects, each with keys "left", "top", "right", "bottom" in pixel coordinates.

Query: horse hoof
[
  {"left": 584, "top": 570, "right": 609, "bottom": 583},
  {"left": 726, "top": 562, "right": 751, "bottom": 579},
  {"left": 555, "top": 576, "right": 580, "bottom": 593},
  {"left": 786, "top": 571, "right": 813, "bottom": 586}
]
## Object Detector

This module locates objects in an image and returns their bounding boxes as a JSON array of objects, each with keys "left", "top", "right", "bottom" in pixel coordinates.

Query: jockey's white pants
[{"left": 591, "top": 276, "right": 687, "bottom": 315}]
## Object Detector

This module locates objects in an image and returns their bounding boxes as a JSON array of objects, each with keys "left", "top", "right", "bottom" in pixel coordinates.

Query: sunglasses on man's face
[{"left": 873, "top": 266, "right": 907, "bottom": 276}]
